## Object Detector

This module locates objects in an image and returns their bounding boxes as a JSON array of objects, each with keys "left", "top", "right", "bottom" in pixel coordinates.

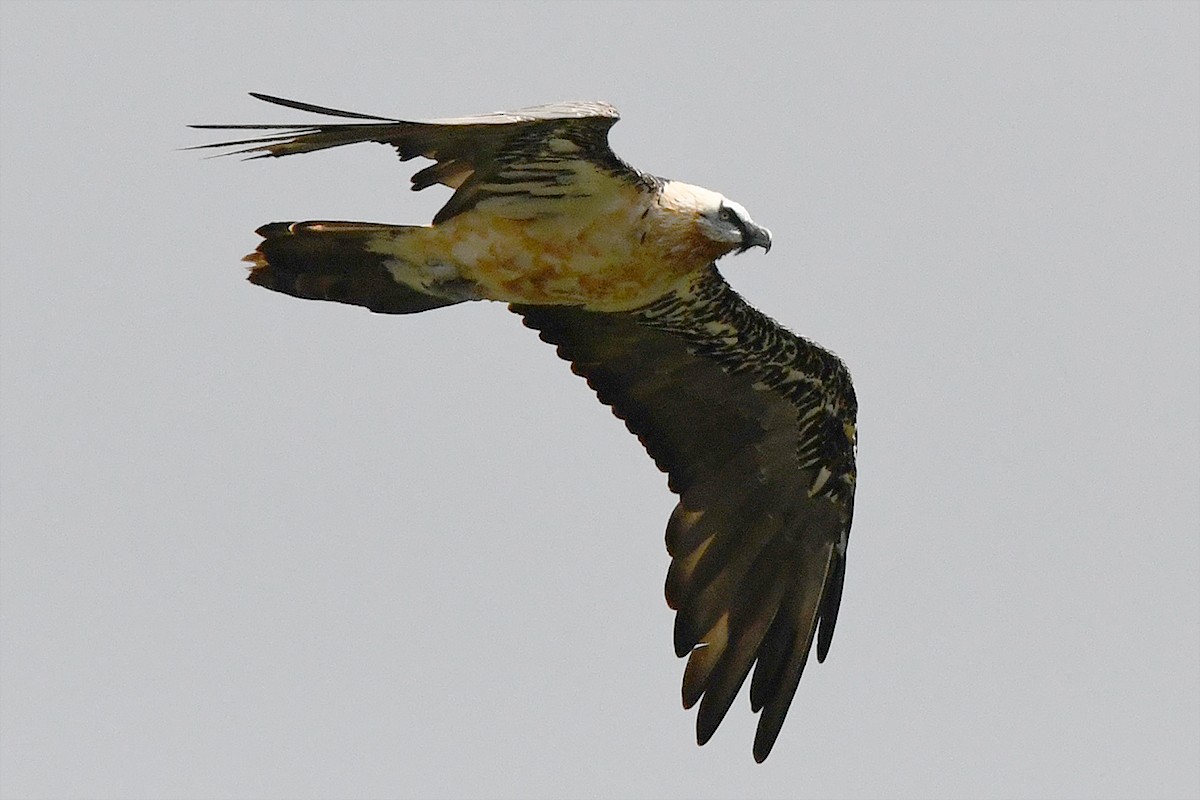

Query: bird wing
[
  {"left": 190, "top": 93, "right": 644, "bottom": 223},
  {"left": 513, "top": 265, "right": 857, "bottom": 762}
]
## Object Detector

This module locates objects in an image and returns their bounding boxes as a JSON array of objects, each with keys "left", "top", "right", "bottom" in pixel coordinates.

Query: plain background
[{"left": 2, "top": 2, "right": 1197, "bottom": 799}]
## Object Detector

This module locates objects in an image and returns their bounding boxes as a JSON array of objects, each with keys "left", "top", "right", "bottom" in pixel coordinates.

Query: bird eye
[{"left": 719, "top": 205, "right": 737, "bottom": 222}]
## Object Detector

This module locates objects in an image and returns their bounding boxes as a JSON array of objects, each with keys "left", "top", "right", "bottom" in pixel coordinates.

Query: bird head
[
  {"left": 708, "top": 198, "right": 773, "bottom": 254},
  {"left": 659, "top": 182, "right": 772, "bottom": 259}
]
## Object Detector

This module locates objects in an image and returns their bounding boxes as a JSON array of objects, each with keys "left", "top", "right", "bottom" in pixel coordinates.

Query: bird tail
[{"left": 244, "top": 221, "right": 468, "bottom": 314}]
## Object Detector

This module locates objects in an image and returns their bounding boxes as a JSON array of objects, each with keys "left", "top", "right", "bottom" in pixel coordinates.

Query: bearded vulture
[{"left": 192, "top": 93, "right": 857, "bottom": 762}]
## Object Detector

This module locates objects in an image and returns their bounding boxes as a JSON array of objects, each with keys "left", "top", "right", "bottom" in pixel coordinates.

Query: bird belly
[{"left": 367, "top": 199, "right": 709, "bottom": 312}]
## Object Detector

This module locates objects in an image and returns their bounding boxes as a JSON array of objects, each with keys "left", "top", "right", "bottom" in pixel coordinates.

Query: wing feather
[
  {"left": 190, "top": 93, "right": 643, "bottom": 223},
  {"left": 751, "top": 548, "right": 834, "bottom": 762},
  {"left": 514, "top": 265, "right": 856, "bottom": 761}
]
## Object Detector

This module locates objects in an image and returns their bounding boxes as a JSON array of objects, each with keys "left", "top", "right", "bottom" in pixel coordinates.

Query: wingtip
[
  {"left": 696, "top": 716, "right": 719, "bottom": 747},
  {"left": 248, "top": 91, "right": 290, "bottom": 106},
  {"left": 673, "top": 616, "right": 698, "bottom": 658},
  {"left": 244, "top": 91, "right": 397, "bottom": 121},
  {"left": 247, "top": 91, "right": 295, "bottom": 107},
  {"left": 752, "top": 717, "right": 784, "bottom": 762},
  {"left": 179, "top": 145, "right": 234, "bottom": 160}
]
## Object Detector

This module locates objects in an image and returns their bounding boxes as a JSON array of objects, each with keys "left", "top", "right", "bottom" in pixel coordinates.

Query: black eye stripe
[{"left": 717, "top": 205, "right": 750, "bottom": 240}]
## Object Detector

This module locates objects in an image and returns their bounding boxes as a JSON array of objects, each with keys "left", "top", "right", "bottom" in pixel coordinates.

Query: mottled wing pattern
[
  {"left": 190, "top": 93, "right": 643, "bottom": 223},
  {"left": 514, "top": 266, "right": 857, "bottom": 761}
]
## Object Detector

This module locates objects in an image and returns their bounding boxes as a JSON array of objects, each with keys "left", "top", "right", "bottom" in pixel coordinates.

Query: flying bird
[{"left": 192, "top": 93, "right": 857, "bottom": 762}]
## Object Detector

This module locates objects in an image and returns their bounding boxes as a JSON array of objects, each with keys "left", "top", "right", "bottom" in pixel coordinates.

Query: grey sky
[{"left": 2, "top": 2, "right": 1197, "bottom": 798}]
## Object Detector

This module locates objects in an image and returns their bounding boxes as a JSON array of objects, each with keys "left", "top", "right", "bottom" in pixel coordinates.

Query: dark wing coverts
[
  {"left": 515, "top": 267, "right": 856, "bottom": 762},
  {"left": 191, "top": 93, "right": 642, "bottom": 223}
]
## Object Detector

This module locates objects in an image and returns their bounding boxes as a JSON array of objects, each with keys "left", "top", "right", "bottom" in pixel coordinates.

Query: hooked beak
[{"left": 739, "top": 222, "right": 772, "bottom": 254}]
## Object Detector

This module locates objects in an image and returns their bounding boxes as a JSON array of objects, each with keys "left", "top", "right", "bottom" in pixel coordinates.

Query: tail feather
[{"left": 246, "top": 221, "right": 465, "bottom": 314}]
